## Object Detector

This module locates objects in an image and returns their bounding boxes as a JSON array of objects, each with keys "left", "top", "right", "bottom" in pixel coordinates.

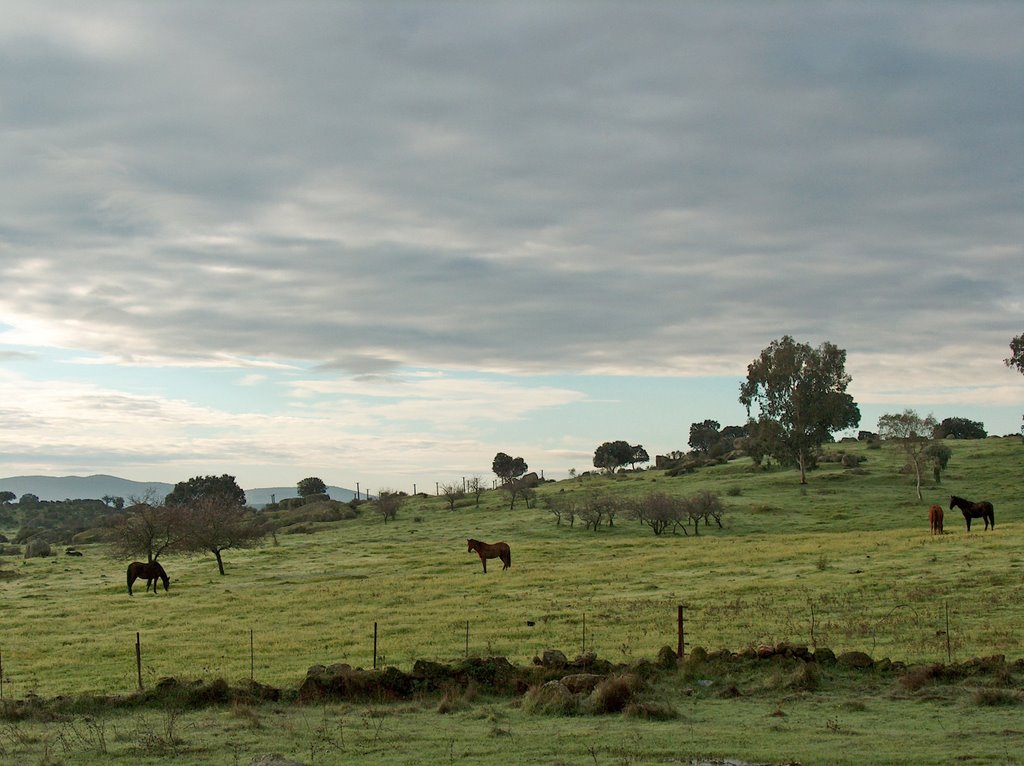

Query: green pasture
[{"left": 0, "top": 437, "right": 1022, "bottom": 764}]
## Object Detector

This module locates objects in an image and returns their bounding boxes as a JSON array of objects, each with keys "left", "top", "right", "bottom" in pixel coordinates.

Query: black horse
[
  {"left": 949, "top": 495, "right": 995, "bottom": 532},
  {"left": 127, "top": 561, "right": 170, "bottom": 595}
]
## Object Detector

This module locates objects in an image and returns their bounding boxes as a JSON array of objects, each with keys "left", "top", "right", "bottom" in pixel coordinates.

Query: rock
[
  {"left": 837, "top": 651, "right": 874, "bottom": 669},
  {"left": 560, "top": 673, "right": 604, "bottom": 694},
  {"left": 813, "top": 648, "right": 836, "bottom": 665},
  {"left": 656, "top": 645, "right": 678, "bottom": 669},
  {"left": 541, "top": 649, "right": 568, "bottom": 667}
]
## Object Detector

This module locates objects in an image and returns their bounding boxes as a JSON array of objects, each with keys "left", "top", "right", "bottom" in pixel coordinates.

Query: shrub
[
  {"left": 522, "top": 682, "right": 577, "bottom": 716},
  {"left": 970, "top": 688, "right": 1021, "bottom": 706},
  {"left": 586, "top": 674, "right": 639, "bottom": 714},
  {"left": 24, "top": 538, "right": 51, "bottom": 558}
]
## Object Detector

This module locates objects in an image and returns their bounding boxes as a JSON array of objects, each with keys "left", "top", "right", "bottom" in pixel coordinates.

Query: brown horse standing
[
  {"left": 467, "top": 539, "right": 511, "bottom": 573},
  {"left": 127, "top": 561, "right": 170, "bottom": 595},
  {"left": 928, "top": 504, "right": 944, "bottom": 535},
  {"left": 949, "top": 495, "right": 995, "bottom": 532}
]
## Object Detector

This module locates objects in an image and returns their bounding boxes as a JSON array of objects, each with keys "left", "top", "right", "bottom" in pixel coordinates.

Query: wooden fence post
[
  {"left": 135, "top": 632, "right": 143, "bottom": 691},
  {"left": 373, "top": 622, "right": 378, "bottom": 670},
  {"left": 677, "top": 605, "right": 686, "bottom": 659},
  {"left": 250, "top": 629, "right": 255, "bottom": 682}
]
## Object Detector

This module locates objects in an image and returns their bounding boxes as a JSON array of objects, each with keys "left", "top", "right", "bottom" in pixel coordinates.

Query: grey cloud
[{"left": 1, "top": 2, "right": 1021, "bottom": 376}]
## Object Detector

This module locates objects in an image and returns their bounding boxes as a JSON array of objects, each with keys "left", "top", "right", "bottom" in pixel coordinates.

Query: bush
[
  {"left": 585, "top": 674, "right": 639, "bottom": 714},
  {"left": 24, "top": 538, "right": 51, "bottom": 558}
]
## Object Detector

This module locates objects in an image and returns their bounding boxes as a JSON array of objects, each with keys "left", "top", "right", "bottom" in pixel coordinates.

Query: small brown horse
[
  {"left": 467, "top": 539, "right": 511, "bottom": 573},
  {"left": 127, "top": 561, "right": 170, "bottom": 595},
  {"left": 928, "top": 504, "right": 944, "bottom": 535},
  {"left": 949, "top": 495, "right": 994, "bottom": 532}
]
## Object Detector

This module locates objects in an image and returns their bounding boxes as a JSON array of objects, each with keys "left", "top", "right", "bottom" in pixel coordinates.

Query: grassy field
[{"left": 1, "top": 436, "right": 1022, "bottom": 764}]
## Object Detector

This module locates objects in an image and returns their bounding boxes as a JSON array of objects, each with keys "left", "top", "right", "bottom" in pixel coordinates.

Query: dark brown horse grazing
[
  {"left": 949, "top": 495, "right": 994, "bottom": 532},
  {"left": 928, "top": 504, "right": 944, "bottom": 535},
  {"left": 467, "top": 539, "right": 511, "bottom": 573},
  {"left": 127, "top": 561, "right": 170, "bottom": 595}
]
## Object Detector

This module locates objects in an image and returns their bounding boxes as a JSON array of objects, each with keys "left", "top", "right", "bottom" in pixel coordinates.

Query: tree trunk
[
  {"left": 213, "top": 548, "right": 225, "bottom": 575},
  {"left": 798, "top": 451, "right": 808, "bottom": 484}
]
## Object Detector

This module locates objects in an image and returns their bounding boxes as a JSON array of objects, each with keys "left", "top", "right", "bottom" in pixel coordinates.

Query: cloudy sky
[{"left": 2, "top": 2, "right": 1022, "bottom": 493}]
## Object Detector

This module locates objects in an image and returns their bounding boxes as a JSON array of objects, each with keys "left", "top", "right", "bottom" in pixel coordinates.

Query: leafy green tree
[
  {"left": 630, "top": 444, "right": 650, "bottom": 469},
  {"left": 925, "top": 443, "right": 953, "bottom": 484},
  {"left": 19, "top": 493, "right": 40, "bottom": 507},
  {"left": 492, "top": 452, "right": 528, "bottom": 485},
  {"left": 593, "top": 440, "right": 634, "bottom": 473},
  {"left": 877, "top": 409, "right": 939, "bottom": 500},
  {"left": 688, "top": 420, "right": 721, "bottom": 453},
  {"left": 0, "top": 491, "right": 15, "bottom": 504},
  {"left": 739, "top": 336, "right": 860, "bottom": 484},
  {"left": 933, "top": 417, "right": 986, "bottom": 440},
  {"left": 297, "top": 477, "right": 328, "bottom": 497},
  {"left": 165, "top": 474, "right": 246, "bottom": 508}
]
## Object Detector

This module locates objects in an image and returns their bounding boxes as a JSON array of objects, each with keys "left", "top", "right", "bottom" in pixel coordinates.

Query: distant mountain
[
  {"left": 243, "top": 486, "right": 359, "bottom": 507},
  {"left": 0, "top": 475, "right": 174, "bottom": 503},
  {"left": 0, "top": 474, "right": 360, "bottom": 507}
]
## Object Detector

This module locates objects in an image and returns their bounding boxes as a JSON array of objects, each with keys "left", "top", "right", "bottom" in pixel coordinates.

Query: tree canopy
[
  {"left": 933, "top": 417, "right": 987, "bottom": 440},
  {"left": 492, "top": 452, "right": 528, "bottom": 485},
  {"left": 739, "top": 336, "right": 860, "bottom": 484},
  {"left": 165, "top": 474, "right": 246, "bottom": 508},
  {"left": 877, "top": 409, "right": 940, "bottom": 500},
  {"left": 297, "top": 477, "right": 327, "bottom": 497}
]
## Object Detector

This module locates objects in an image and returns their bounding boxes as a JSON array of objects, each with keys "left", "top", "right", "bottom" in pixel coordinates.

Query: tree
[
  {"left": 439, "top": 482, "right": 465, "bottom": 511},
  {"left": 877, "top": 409, "right": 939, "bottom": 500},
  {"left": 181, "top": 496, "right": 265, "bottom": 575},
  {"left": 592, "top": 440, "right": 634, "bottom": 473},
  {"left": 629, "top": 492, "right": 685, "bottom": 536},
  {"left": 492, "top": 452, "right": 528, "bottom": 485},
  {"left": 297, "top": 477, "right": 328, "bottom": 497},
  {"left": 0, "top": 491, "right": 15, "bottom": 504},
  {"left": 739, "top": 336, "right": 860, "bottom": 484},
  {"left": 466, "top": 476, "right": 485, "bottom": 506},
  {"left": 375, "top": 490, "right": 403, "bottom": 523},
  {"left": 629, "top": 444, "right": 650, "bottom": 469},
  {"left": 19, "top": 493, "right": 40, "bottom": 507},
  {"left": 1005, "top": 332, "right": 1024, "bottom": 374},
  {"left": 933, "top": 417, "right": 986, "bottom": 440},
  {"left": 925, "top": 443, "right": 953, "bottom": 484},
  {"left": 107, "top": 500, "right": 186, "bottom": 563},
  {"left": 165, "top": 474, "right": 246, "bottom": 508},
  {"left": 688, "top": 420, "right": 721, "bottom": 453},
  {"left": 1005, "top": 333, "right": 1024, "bottom": 434}
]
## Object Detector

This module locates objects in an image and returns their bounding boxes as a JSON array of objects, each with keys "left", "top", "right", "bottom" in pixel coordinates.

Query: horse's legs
[{"left": 482, "top": 556, "right": 487, "bottom": 573}]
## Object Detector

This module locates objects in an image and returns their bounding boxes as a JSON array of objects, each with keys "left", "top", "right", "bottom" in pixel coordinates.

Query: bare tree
[
  {"left": 181, "top": 496, "right": 266, "bottom": 575},
  {"left": 106, "top": 496, "right": 187, "bottom": 563},
  {"left": 375, "top": 490, "right": 403, "bottom": 524},
  {"left": 630, "top": 492, "right": 686, "bottom": 536},
  {"left": 878, "top": 409, "right": 940, "bottom": 500},
  {"left": 466, "top": 476, "right": 486, "bottom": 506},
  {"left": 439, "top": 482, "right": 465, "bottom": 511}
]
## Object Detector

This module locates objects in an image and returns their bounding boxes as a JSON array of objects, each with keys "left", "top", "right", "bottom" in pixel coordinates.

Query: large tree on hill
[
  {"left": 492, "top": 452, "right": 528, "bottom": 485},
  {"left": 933, "top": 417, "right": 986, "bottom": 440},
  {"left": 165, "top": 474, "right": 246, "bottom": 508},
  {"left": 739, "top": 336, "right": 860, "bottom": 484},
  {"left": 688, "top": 420, "right": 721, "bottom": 453},
  {"left": 593, "top": 440, "right": 646, "bottom": 473},
  {"left": 297, "top": 477, "right": 327, "bottom": 497}
]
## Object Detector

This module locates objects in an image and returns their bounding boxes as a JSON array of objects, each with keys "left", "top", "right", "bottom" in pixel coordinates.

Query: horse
[
  {"left": 928, "top": 504, "right": 944, "bottom": 535},
  {"left": 949, "top": 495, "right": 994, "bottom": 532},
  {"left": 127, "top": 561, "right": 170, "bottom": 595},
  {"left": 467, "top": 539, "right": 511, "bottom": 573}
]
